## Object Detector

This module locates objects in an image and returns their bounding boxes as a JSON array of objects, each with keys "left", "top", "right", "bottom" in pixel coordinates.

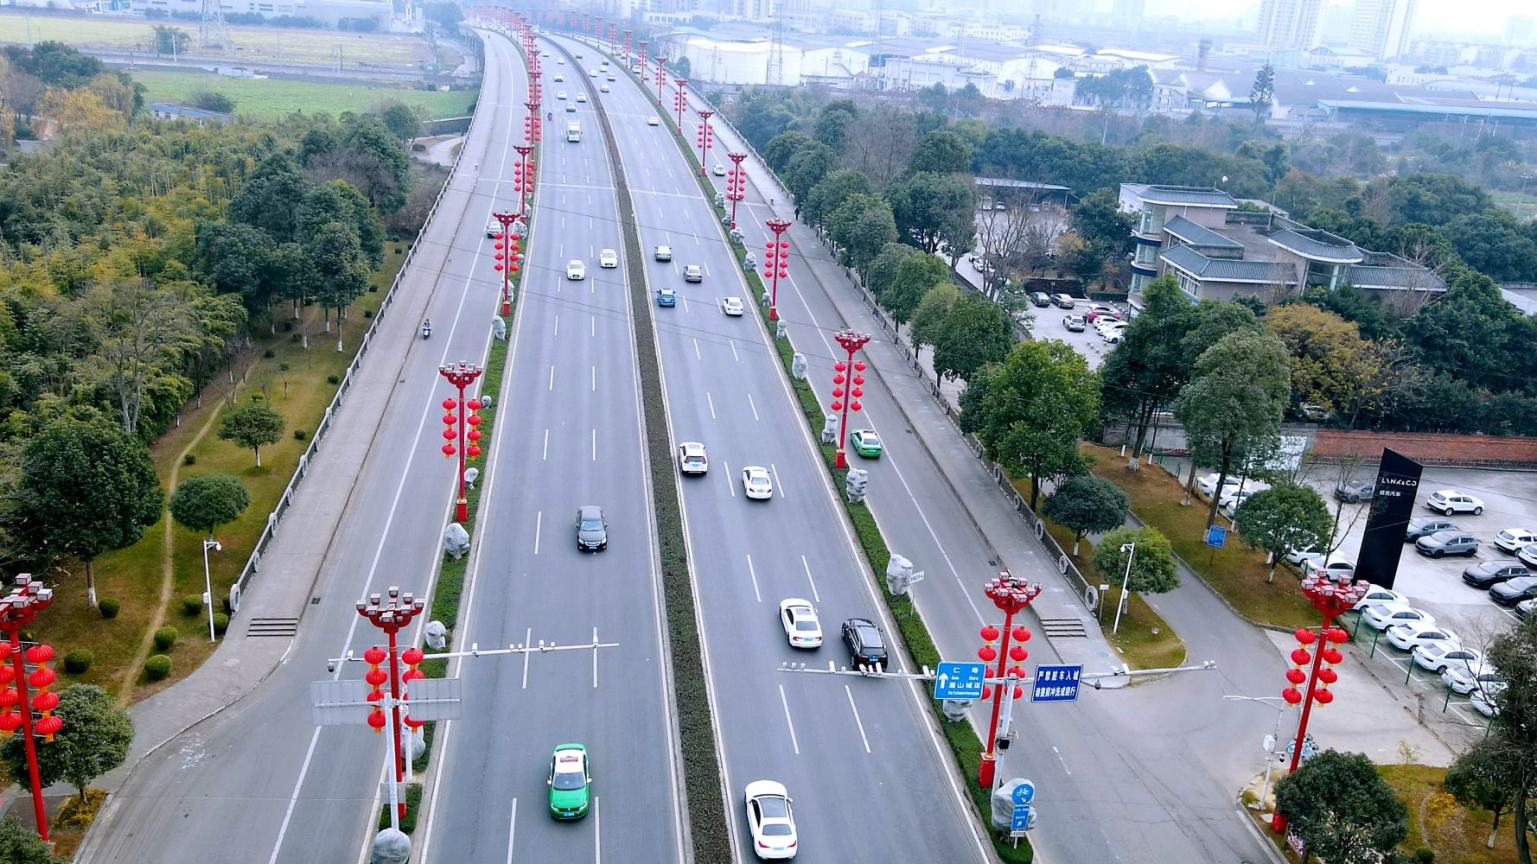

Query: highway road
[
  {"left": 563, "top": 34, "right": 991, "bottom": 864},
  {"left": 79, "top": 28, "right": 527, "bottom": 864},
  {"left": 417, "top": 27, "right": 685, "bottom": 864}
]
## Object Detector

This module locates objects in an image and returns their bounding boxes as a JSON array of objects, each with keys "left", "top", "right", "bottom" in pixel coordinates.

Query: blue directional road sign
[
  {"left": 934, "top": 661, "right": 986, "bottom": 700},
  {"left": 1011, "top": 780, "right": 1035, "bottom": 805},
  {"left": 1031, "top": 664, "right": 1083, "bottom": 703},
  {"left": 1011, "top": 803, "right": 1032, "bottom": 832},
  {"left": 1205, "top": 524, "right": 1227, "bottom": 548}
]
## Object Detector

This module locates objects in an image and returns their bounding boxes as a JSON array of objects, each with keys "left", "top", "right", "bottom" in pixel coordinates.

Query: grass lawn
[
  {"left": 0, "top": 10, "right": 429, "bottom": 67},
  {"left": 36, "top": 244, "right": 408, "bottom": 703},
  {"left": 130, "top": 68, "right": 477, "bottom": 120},
  {"left": 1082, "top": 443, "right": 1316, "bottom": 629}
]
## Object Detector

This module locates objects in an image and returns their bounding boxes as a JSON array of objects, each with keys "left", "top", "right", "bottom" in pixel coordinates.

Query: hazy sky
[{"left": 1145, "top": 0, "right": 1531, "bottom": 41}]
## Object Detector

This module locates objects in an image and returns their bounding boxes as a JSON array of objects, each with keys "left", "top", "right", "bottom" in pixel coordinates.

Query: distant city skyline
[{"left": 1143, "top": 0, "right": 1531, "bottom": 42}]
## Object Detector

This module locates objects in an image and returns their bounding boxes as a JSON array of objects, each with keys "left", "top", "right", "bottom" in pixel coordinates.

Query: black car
[
  {"left": 1029, "top": 292, "right": 1051, "bottom": 308},
  {"left": 576, "top": 505, "right": 607, "bottom": 551},
  {"left": 1333, "top": 480, "right": 1375, "bottom": 503},
  {"left": 1404, "top": 517, "right": 1457, "bottom": 542},
  {"left": 841, "top": 617, "right": 887, "bottom": 670},
  {"left": 1463, "top": 561, "right": 1530, "bottom": 589},
  {"left": 1490, "top": 576, "right": 1537, "bottom": 606}
]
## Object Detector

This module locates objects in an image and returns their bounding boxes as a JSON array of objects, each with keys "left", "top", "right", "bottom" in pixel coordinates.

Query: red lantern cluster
[
  {"left": 524, "top": 101, "right": 542, "bottom": 144},
  {"left": 0, "top": 642, "right": 62, "bottom": 741},
  {"left": 1282, "top": 626, "right": 1347, "bottom": 706},
  {"left": 673, "top": 79, "right": 689, "bottom": 126},
  {"left": 364, "top": 645, "right": 388, "bottom": 733},
  {"left": 830, "top": 360, "right": 867, "bottom": 414},
  {"left": 401, "top": 646, "right": 426, "bottom": 730},
  {"left": 695, "top": 111, "right": 715, "bottom": 176},
  {"left": 975, "top": 624, "right": 1032, "bottom": 701}
]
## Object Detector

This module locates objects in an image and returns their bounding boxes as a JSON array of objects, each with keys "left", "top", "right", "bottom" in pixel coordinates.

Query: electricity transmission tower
[{"left": 199, "top": 0, "right": 231, "bottom": 51}]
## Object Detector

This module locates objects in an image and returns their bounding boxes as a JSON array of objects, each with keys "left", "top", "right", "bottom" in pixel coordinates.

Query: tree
[
  {"left": 910, "top": 282, "right": 959, "bottom": 351},
  {"left": 960, "top": 340, "right": 1100, "bottom": 509},
  {"left": 12, "top": 413, "right": 162, "bottom": 604},
  {"left": 888, "top": 171, "right": 977, "bottom": 259},
  {"left": 1099, "top": 277, "right": 1197, "bottom": 465},
  {"left": 0, "top": 817, "right": 59, "bottom": 864},
  {"left": 931, "top": 292, "right": 1012, "bottom": 382},
  {"left": 189, "top": 89, "right": 233, "bottom": 113},
  {"left": 1444, "top": 735, "right": 1524, "bottom": 849},
  {"left": 866, "top": 242, "right": 919, "bottom": 299},
  {"left": 87, "top": 281, "right": 197, "bottom": 437},
  {"left": 0, "top": 685, "right": 132, "bottom": 803},
  {"left": 1042, "top": 475, "right": 1128, "bottom": 555},
  {"left": 169, "top": 473, "right": 251, "bottom": 538},
  {"left": 1405, "top": 270, "right": 1523, "bottom": 390},
  {"left": 1444, "top": 211, "right": 1537, "bottom": 282},
  {"left": 1092, "top": 526, "right": 1179, "bottom": 593},
  {"left": 377, "top": 101, "right": 422, "bottom": 141},
  {"left": 6, "top": 41, "right": 104, "bottom": 88},
  {"left": 1264, "top": 304, "right": 1375, "bottom": 417},
  {"left": 1174, "top": 330, "right": 1291, "bottom": 527},
  {"left": 907, "top": 129, "right": 973, "bottom": 175},
  {"left": 219, "top": 396, "right": 285, "bottom": 468},
  {"left": 783, "top": 142, "right": 839, "bottom": 207},
  {"left": 195, "top": 221, "right": 276, "bottom": 310},
  {"left": 882, "top": 252, "right": 951, "bottom": 325},
  {"left": 827, "top": 193, "right": 897, "bottom": 283},
  {"left": 1249, "top": 63, "right": 1275, "bottom": 123},
  {"left": 1070, "top": 190, "right": 1134, "bottom": 263},
  {"left": 803, "top": 168, "right": 872, "bottom": 231},
  {"left": 230, "top": 154, "right": 308, "bottom": 243},
  {"left": 812, "top": 104, "right": 856, "bottom": 150},
  {"left": 1233, "top": 483, "right": 1332, "bottom": 581},
  {"left": 1274, "top": 750, "right": 1407, "bottom": 864},
  {"left": 763, "top": 130, "right": 812, "bottom": 174},
  {"left": 304, "top": 221, "right": 371, "bottom": 342}
]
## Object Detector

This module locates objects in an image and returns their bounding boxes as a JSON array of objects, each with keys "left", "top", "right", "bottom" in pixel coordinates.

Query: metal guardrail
[{"left": 228, "top": 46, "right": 488, "bottom": 613}]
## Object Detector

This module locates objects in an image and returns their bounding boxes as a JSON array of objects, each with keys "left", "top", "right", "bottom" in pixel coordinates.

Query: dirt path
[{"left": 113, "top": 392, "right": 238, "bottom": 706}]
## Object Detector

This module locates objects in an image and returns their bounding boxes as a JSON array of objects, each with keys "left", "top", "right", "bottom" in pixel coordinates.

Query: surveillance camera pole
[{"left": 202, "top": 538, "right": 221, "bottom": 642}]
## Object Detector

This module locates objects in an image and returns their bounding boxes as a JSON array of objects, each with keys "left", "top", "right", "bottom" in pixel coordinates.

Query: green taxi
[
  {"left": 850, "top": 429, "right": 883, "bottom": 458},
  {"left": 547, "top": 743, "right": 591, "bottom": 819}
]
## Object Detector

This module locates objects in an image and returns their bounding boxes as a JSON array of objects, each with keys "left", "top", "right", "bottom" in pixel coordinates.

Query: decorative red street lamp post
[
  {"left": 673, "top": 78, "right": 689, "bottom": 129},
  {"left": 695, "top": 110, "right": 715, "bottom": 176},
  {"left": 524, "top": 100, "right": 542, "bottom": 144},
  {"left": 512, "top": 144, "right": 535, "bottom": 216},
  {"left": 357, "top": 586, "right": 426, "bottom": 823},
  {"left": 1271, "top": 573, "right": 1368, "bottom": 832},
  {"left": 725, "top": 152, "right": 749, "bottom": 228},
  {"left": 638, "top": 41, "right": 648, "bottom": 81},
  {"left": 829, "top": 329, "right": 871, "bottom": 469},
  {"left": 623, "top": 29, "right": 632, "bottom": 64},
  {"left": 654, "top": 62, "right": 667, "bottom": 99},
  {"left": 975, "top": 572, "right": 1041, "bottom": 789},
  {"left": 491, "top": 211, "right": 520, "bottom": 316},
  {"left": 0, "top": 575, "right": 60, "bottom": 841},
  {"left": 608, "top": 22, "right": 617, "bottom": 51},
  {"left": 437, "top": 362, "right": 484, "bottom": 523},
  {"left": 763, "top": 218, "right": 791, "bottom": 322}
]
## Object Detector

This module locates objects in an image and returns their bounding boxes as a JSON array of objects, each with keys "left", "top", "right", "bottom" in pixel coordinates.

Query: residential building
[
  {"left": 149, "top": 102, "right": 233, "bottom": 126},
  {"left": 1119, "top": 183, "right": 1444, "bottom": 309},
  {"left": 1256, "top": 0, "right": 1322, "bottom": 52},
  {"left": 1347, "top": 0, "right": 1416, "bottom": 62}
]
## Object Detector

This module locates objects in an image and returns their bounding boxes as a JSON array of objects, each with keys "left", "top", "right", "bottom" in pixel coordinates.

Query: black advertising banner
[{"left": 1354, "top": 448, "right": 1423, "bottom": 590}]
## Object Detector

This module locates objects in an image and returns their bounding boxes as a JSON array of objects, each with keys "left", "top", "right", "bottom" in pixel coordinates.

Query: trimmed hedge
[
  {"left": 153, "top": 626, "right": 178, "bottom": 651},
  {"left": 182, "top": 594, "right": 204, "bottom": 616},
  {"left": 64, "top": 649, "right": 94, "bottom": 674},
  {"left": 145, "top": 654, "right": 172, "bottom": 680},
  {"left": 98, "top": 598, "right": 121, "bottom": 619},
  {"left": 377, "top": 782, "right": 424, "bottom": 834}
]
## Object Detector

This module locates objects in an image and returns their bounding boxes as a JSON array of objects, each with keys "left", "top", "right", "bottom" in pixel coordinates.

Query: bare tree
[
  {"left": 841, "top": 105, "right": 918, "bottom": 189},
  {"left": 87, "top": 282, "right": 197, "bottom": 437}
]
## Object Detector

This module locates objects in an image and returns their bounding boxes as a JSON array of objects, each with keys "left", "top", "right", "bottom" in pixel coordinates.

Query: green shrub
[
  {"left": 98, "top": 598, "right": 121, "bottom": 619},
  {"left": 281, "top": 320, "right": 294, "bottom": 332},
  {"left": 279, "top": 362, "right": 290, "bottom": 372},
  {"left": 327, "top": 374, "right": 340, "bottom": 385},
  {"left": 153, "top": 626, "right": 178, "bottom": 651},
  {"left": 183, "top": 453, "right": 196, "bottom": 466},
  {"left": 290, "top": 332, "right": 302, "bottom": 342},
  {"left": 363, "top": 308, "right": 375, "bottom": 317},
  {"left": 263, "top": 349, "right": 275, "bottom": 358},
  {"left": 144, "top": 655, "right": 172, "bottom": 681},
  {"left": 213, "top": 612, "right": 230, "bottom": 635},
  {"left": 294, "top": 429, "right": 307, "bottom": 440},
  {"left": 1413, "top": 850, "right": 1435, "bottom": 864},
  {"left": 63, "top": 649, "right": 94, "bottom": 674},
  {"left": 182, "top": 595, "right": 204, "bottom": 616}
]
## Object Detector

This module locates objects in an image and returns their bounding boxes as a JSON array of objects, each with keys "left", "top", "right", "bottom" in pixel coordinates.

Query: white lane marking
[
  {"left": 592, "top": 429, "right": 597, "bottom": 461},
  {"left": 591, "top": 315, "right": 596, "bottom": 337},
  {"left": 554, "top": 314, "right": 559, "bottom": 336},
  {"left": 745, "top": 554, "right": 762, "bottom": 603},
  {"left": 542, "top": 429, "right": 549, "bottom": 461},
  {"left": 506, "top": 798, "right": 518, "bottom": 864},
  {"left": 706, "top": 392, "right": 716, "bottom": 419},
  {"left": 801, "top": 555, "right": 820, "bottom": 603},
  {"left": 594, "top": 796, "right": 602, "bottom": 864},
  {"left": 730, "top": 341, "right": 739, "bottom": 362},
  {"left": 1053, "top": 745, "right": 1073, "bottom": 776},
  {"left": 747, "top": 393, "right": 760, "bottom": 421},
  {"left": 592, "top": 626, "right": 600, "bottom": 688},
  {"left": 534, "top": 511, "right": 543, "bottom": 555},
  {"left": 770, "top": 463, "right": 784, "bottom": 499},
  {"left": 723, "top": 460, "right": 734, "bottom": 497},
  {"left": 777, "top": 685, "right": 801, "bottom": 755},
  {"left": 845, "top": 685, "right": 872, "bottom": 753},
  {"left": 267, "top": 728, "right": 322, "bottom": 864},
  {"left": 521, "top": 627, "right": 533, "bottom": 689},
  {"left": 693, "top": 338, "right": 701, "bottom": 360},
  {"left": 548, "top": 365, "right": 555, "bottom": 390},
  {"left": 681, "top": 295, "right": 689, "bottom": 312},
  {"left": 591, "top": 365, "right": 597, "bottom": 391}
]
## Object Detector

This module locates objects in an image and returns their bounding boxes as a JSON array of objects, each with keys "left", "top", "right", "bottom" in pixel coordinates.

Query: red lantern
[
  {"left": 441, "top": 398, "right": 456, "bottom": 411},
  {"left": 1291, "top": 648, "right": 1311, "bottom": 666},
  {"left": 1313, "top": 689, "right": 1334, "bottom": 705},
  {"left": 1294, "top": 628, "right": 1316, "bottom": 644},
  {"left": 27, "top": 668, "right": 54, "bottom": 690},
  {"left": 1012, "top": 685, "right": 1025, "bottom": 700},
  {"left": 1013, "top": 627, "right": 1031, "bottom": 643},
  {"left": 850, "top": 401, "right": 862, "bottom": 412},
  {"left": 980, "top": 625, "right": 999, "bottom": 641},
  {"left": 0, "top": 711, "right": 18, "bottom": 734},
  {"left": 34, "top": 714, "right": 62, "bottom": 742},
  {"left": 403, "top": 647, "right": 425, "bottom": 665},
  {"left": 31, "top": 691, "right": 59, "bottom": 713},
  {"left": 368, "top": 710, "right": 387, "bottom": 732},
  {"left": 1318, "top": 668, "right": 1338, "bottom": 684},
  {"left": 442, "top": 444, "right": 455, "bottom": 457},
  {"left": 366, "top": 668, "right": 388, "bottom": 687},
  {"left": 0, "top": 689, "right": 15, "bottom": 708},
  {"left": 1327, "top": 628, "right": 1349, "bottom": 644},
  {"left": 1009, "top": 645, "right": 1028, "bottom": 662},
  {"left": 24, "top": 645, "right": 52, "bottom": 664},
  {"left": 1322, "top": 648, "right": 1344, "bottom": 664},
  {"left": 1282, "top": 688, "right": 1303, "bottom": 705},
  {"left": 830, "top": 400, "right": 842, "bottom": 412},
  {"left": 981, "top": 685, "right": 992, "bottom": 700},
  {"left": 977, "top": 645, "right": 997, "bottom": 663}
]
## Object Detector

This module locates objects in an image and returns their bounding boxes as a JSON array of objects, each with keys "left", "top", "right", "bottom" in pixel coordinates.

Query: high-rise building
[
  {"left": 1508, "top": 16, "right": 1535, "bottom": 47},
  {"left": 1347, "top": 0, "right": 1416, "bottom": 61},
  {"left": 1257, "top": 0, "right": 1323, "bottom": 51}
]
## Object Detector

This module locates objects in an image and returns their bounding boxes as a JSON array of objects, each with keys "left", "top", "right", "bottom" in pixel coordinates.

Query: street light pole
[
  {"left": 638, "top": 40, "right": 648, "bottom": 81},
  {"left": 830, "top": 329, "right": 871, "bottom": 469},
  {"left": 492, "top": 210, "right": 521, "bottom": 317},
  {"left": 695, "top": 110, "right": 715, "bottom": 176},
  {"left": 202, "top": 539, "right": 221, "bottom": 642},
  {"left": 437, "top": 362, "right": 484, "bottom": 523},
  {"left": 673, "top": 77, "right": 689, "bottom": 128},
  {"left": 764, "top": 218, "right": 791, "bottom": 321},
  {"left": 0, "top": 575, "right": 60, "bottom": 841},
  {"left": 975, "top": 571, "right": 1041, "bottom": 788},
  {"left": 1112, "top": 542, "right": 1135, "bottom": 635},
  {"left": 357, "top": 587, "right": 425, "bottom": 824},
  {"left": 726, "top": 151, "right": 748, "bottom": 228},
  {"left": 654, "top": 61, "right": 667, "bottom": 99}
]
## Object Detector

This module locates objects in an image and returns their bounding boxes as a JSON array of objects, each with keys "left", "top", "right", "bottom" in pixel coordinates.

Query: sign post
[
  {"left": 1010, "top": 780, "right": 1036, "bottom": 838},
  {"left": 1205, "top": 523, "right": 1226, "bottom": 566}
]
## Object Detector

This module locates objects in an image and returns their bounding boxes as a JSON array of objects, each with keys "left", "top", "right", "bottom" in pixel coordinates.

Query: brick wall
[{"left": 1311, "top": 429, "right": 1537, "bottom": 469}]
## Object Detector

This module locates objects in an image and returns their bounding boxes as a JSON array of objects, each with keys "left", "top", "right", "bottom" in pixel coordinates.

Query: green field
[
  {"left": 132, "top": 68, "right": 476, "bottom": 119},
  {"left": 0, "top": 10, "right": 430, "bottom": 67}
]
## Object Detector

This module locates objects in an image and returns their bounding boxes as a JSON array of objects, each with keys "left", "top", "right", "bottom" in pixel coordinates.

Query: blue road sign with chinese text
[
  {"left": 1031, "top": 664, "right": 1082, "bottom": 703},
  {"left": 934, "top": 661, "right": 986, "bottom": 700},
  {"left": 1206, "top": 525, "right": 1227, "bottom": 548},
  {"left": 1011, "top": 803, "right": 1032, "bottom": 832}
]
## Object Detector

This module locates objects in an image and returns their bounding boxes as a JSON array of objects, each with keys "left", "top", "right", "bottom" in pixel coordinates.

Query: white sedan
[
  {"left": 1352, "top": 585, "right": 1407, "bottom": 612},
  {"left": 1471, "top": 684, "right": 1504, "bottom": 717},
  {"left": 599, "top": 248, "right": 618, "bottom": 268},
  {"left": 1443, "top": 663, "right": 1503, "bottom": 696},
  {"left": 742, "top": 466, "right": 773, "bottom": 500},
  {"left": 677, "top": 441, "right": 708, "bottom": 475},
  {"left": 566, "top": 259, "right": 586, "bottom": 280},
  {"left": 778, "top": 599, "right": 822, "bottom": 648},
  {"left": 647, "top": 115, "right": 660, "bottom": 126},
  {"left": 1413, "top": 643, "right": 1481, "bottom": 674},
  {"left": 744, "top": 780, "right": 798, "bottom": 859},
  {"left": 721, "top": 297, "right": 745, "bottom": 316},
  {"left": 1385, "top": 622, "right": 1459, "bottom": 652},
  {"left": 1303, "top": 559, "right": 1356, "bottom": 582},
  {"left": 1361, "top": 604, "right": 1434, "bottom": 631}
]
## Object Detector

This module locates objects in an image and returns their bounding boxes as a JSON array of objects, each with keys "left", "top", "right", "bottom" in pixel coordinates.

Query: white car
[
  {"left": 1443, "top": 662, "right": 1502, "bottom": 695},
  {"left": 557, "top": 90, "right": 568, "bottom": 100},
  {"left": 778, "top": 599, "right": 822, "bottom": 648},
  {"left": 1521, "top": 543, "right": 1537, "bottom": 570},
  {"left": 677, "top": 441, "right": 708, "bottom": 475},
  {"left": 1413, "top": 643, "right": 1480, "bottom": 674},
  {"left": 1386, "top": 622, "right": 1459, "bottom": 652},
  {"left": 1198, "top": 474, "right": 1242, "bottom": 499},
  {"left": 599, "top": 248, "right": 618, "bottom": 268},
  {"left": 1471, "top": 684, "right": 1504, "bottom": 717},
  {"left": 1218, "top": 487, "right": 1258, "bottom": 512},
  {"left": 1101, "top": 327, "right": 1128, "bottom": 345},
  {"left": 654, "top": 244, "right": 672, "bottom": 262},
  {"left": 1495, "top": 528, "right": 1537, "bottom": 553},
  {"left": 1303, "top": 559, "right": 1355, "bottom": 582},
  {"left": 742, "top": 466, "right": 773, "bottom": 500},
  {"left": 1352, "top": 585, "right": 1407, "bottom": 611},
  {"left": 744, "top": 780, "right": 798, "bottom": 859},
  {"left": 648, "top": 115, "right": 660, "bottom": 126},
  {"left": 721, "top": 297, "right": 745, "bottom": 316},
  {"left": 1361, "top": 604, "right": 1434, "bottom": 631},
  {"left": 712, "top": 163, "right": 727, "bottom": 177},
  {"left": 600, "top": 83, "right": 611, "bottom": 93},
  {"left": 553, "top": 74, "right": 565, "bottom": 82},
  {"left": 1426, "top": 489, "right": 1484, "bottom": 516},
  {"left": 589, "top": 69, "right": 598, "bottom": 77},
  {"left": 566, "top": 259, "right": 586, "bottom": 280},
  {"left": 577, "top": 93, "right": 589, "bottom": 103}
]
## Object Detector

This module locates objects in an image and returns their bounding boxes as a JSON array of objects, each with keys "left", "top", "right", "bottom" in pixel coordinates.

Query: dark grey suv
[
  {"left": 1405, "top": 517, "right": 1457, "bottom": 542},
  {"left": 576, "top": 505, "right": 607, "bottom": 552},
  {"left": 1416, "top": 530, "right": 1478, "bottom": 558},
  {"left": 841, "top": 618, "right": 887, "bottom": 671}
]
